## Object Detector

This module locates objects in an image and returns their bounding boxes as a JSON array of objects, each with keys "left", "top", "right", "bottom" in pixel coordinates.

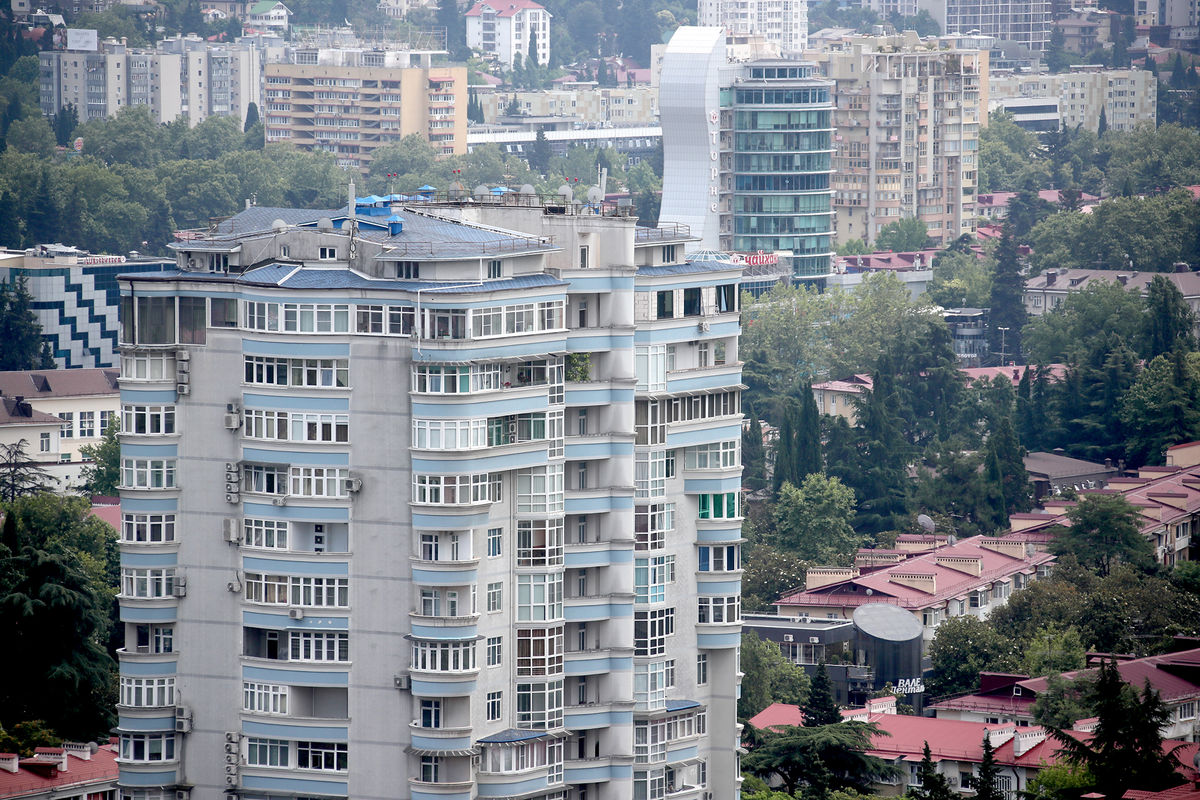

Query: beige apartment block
[
  {"left": 697, "top": 0, "right": 810, "bottom": 53},
  {"left": 988, "top": 66, "right": 1156, "bottom": 134},
  {"left": 478, "top": 86, "right": 659, "bottom": 125},
  {"left": 264, "top": 53, "right": 467, "bottom": 172},
  {"left": 809, "top": 32, "right": 987, "bottom": 246}
]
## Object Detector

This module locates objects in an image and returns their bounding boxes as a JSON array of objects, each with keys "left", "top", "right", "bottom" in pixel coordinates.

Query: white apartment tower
[
  {"left": 465, "top": 0, "right": 551, "bottom": 69},
  {"left": 697, "top": 0, "right": 810, "bottom": 54},
  {"left": 918, "top": 0, "right": 1052, "bottom": 51},
  {"left": 114, "top": 195, "right": 743, "bottom": 800}
]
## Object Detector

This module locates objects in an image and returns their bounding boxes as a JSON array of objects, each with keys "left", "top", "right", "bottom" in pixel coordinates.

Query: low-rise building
[
  {"left": 246, "top": 0, "right": 291, "bottom": 31},
  {"left": 0, "top": 396, "right": 65, "bottom": 490},
  {"left": 988, "top": 66, "right": 1157, "bottom": 133},
  {"left": 775, "top": 536, "right": 1056, "bottom": 647},
  {"left": 465, "top": 0, "right": 550, "bottom": 68},
  {"left": 1023, "top": 450, "right": 1120, "bottom": 500},
  {"left": 0, "top": 369, "right": 120, "bottom": 488},
  {"left": 0, "top": 742, "right": 118, "bottom": 800},
  {"left": 1024, "top": 267, "right": 1200, "bottom": 320},
  {"left": 476, "top": 85, "right": 660, "bottom": 126}
]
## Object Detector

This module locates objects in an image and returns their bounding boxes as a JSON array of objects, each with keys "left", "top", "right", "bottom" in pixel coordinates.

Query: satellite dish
[
  {"left": 473, "top": 184, "right": 490, "bottom": 199},
  {"left": 272, "top": 219, "right": 288, "bottom": 232},
  {"left": 316, "top": 217, "right": 333, "bottom": 232},
  {"left": 917, "top": 514, "right": 936, "bottom": 533},
  {"left": 586, "top": 186, "right": 603, "bottom": 203},
  {"left": 557, "top": 184, "right": 573, "bottom": 202},
  {"left": 519, "top": 184, "right": 536, "bottom": 195}
]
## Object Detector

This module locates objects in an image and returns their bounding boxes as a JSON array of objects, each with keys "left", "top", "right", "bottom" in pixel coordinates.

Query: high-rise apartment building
[
  {"left": 697, "top": 0, "right": 810, "bottom": 54},
  {"left": 809, "top": 33, "right": 987, "bottom": 246},
  {"left": 918, "top": 0, "right": 1052, "bottom": 51},
  {"left": 39, "top": 35, "right": 261, "bottom": 126},
  {"left": 115, "top": 195, "right": 743, "bottom": 800},
  {"left": 989, "top": 66, "right": 1156, "bottom": 134},
  {"left": 660, "top": 27, "right": 835, "bottom": 281},
  {"left": 263, "top": 49, "right": 466, "bottom": 171}
]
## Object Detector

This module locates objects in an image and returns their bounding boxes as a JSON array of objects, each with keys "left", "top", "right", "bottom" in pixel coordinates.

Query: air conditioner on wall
[
  {"left": 177, "top": 384, "right": 191, "bottom": 395},
  {"left": 288, "top": 608, "right": 304, "bottom": 620},
  {"left": 223, "top": 518, "right": 240, "bottom": 543}
]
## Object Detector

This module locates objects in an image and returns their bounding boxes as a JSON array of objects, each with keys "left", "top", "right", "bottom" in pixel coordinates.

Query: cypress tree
[
  {"left": 975, "top": 734, "right": 1003, "bottom": 800},
  {"left": 772, "top": 404, "right": 797, "bottom": 495},
  {"left": 1097, "top": 106, "right": 1108, "bottom": 136},
  {"left": 987, "top": 227, "right": 1027, "bottom": 365},
  {"left": 801, "top": 662, "right": 841, "bottom": 726},
  {"left": 796, "top": 383, "right": 822, "bottom": 480},
  {"left": 743, "top": 413, "right": 767, "bottom": 492}
]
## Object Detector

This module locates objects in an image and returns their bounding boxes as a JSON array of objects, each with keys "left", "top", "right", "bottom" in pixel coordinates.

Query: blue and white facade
[
  {"left": 0, "top": 245, "right": 173, "bottom": 367},
  {"left": 115, "top": 197, "right": 743, "bottom": 800}
]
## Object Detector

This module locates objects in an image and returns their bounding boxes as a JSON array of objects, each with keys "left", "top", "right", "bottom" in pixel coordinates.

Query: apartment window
[
  {"left": 488, "top": 259, "right": 502, "bottom": 279},
  {"left": 487, "top": 636, "right": 502, "bottom": 666},
  {"left": 518, "top": 573, "right": 563, "bottom": 621},
  {"left": 683, "top": 287, "right": 702, "bottom": 316},
  {"left": 420, "top": 699, "right": 442, "bottom": 728},
  {"left": 243, "top": 682, "right": 288, "bottom": 714},
  {"left": 662, "top": 244, "right": 676, "bottom": 262},
  {"left": 686, "top": 440, "right": 738, "bottom": 469},
  {"left": 289, "top": 631, "right": 349, "bottom": 662},
  {"left": 634, "top": 661, "right": 668, "bottom": 710},
  {"left": 697, "top": 654, "right": 708, "bottom": 685},
  {"left": 412, "top": 473, "right": 490, "bottom": 505},
  {"left": 243, "top": 518, "right": 288, "bottom": 549},
  {"left": 121, "top": 458, "right": 176, "bottom": 489},
  {"left": 120, "top": 676, "right": 175, "bottom": 708},
  {"left": 635, "top": 450, "right": 667, "bottom": 499},
  {"left": 297, "top": 741, "right": 347, "bottom": 771},
  {"left": 291, "top": 358, "right": 349, "bottom": 388},
  {"left": 516, "top": 679, "right": 564, "bottom": 729},
  {"left": 39, "top": 432, "right": 50, "bottom": 452},
  {"left": 516, "top": 464, "right": 564, "bottom": 513},
  {"left": 487, "top": 691, "right": 502, "bottom": 721},
  {"left": 516, "top": 627, "right": 564, "bottom": 676},
  {"left": 635, "top": 503, "right": 674, "bottom": 550},
  {"left": 634, "top": 608, "right": 675, "bottom": 656},
  {"left": 246, "top": 738, "right": 288, "bottom": 768},
  {"left": 291, "top": 466, "right": 350, "bottom": 497},
  {"left": 122, "top": 404, "right": 176, "bottom": 435},
  {"left": 419, "top": 755, "right": 441, "bottom": 783},
  {"left": 656, "top": 290, "right": 674, "bottom": 319},
  {"left": 698, "top": 343, "right": 710, "bottom": 368},
  {"left": 487, "top": 582, "right": 503, "bottom": 611},
  {"left": 1179, "top": 701, "right": 1197, "bottom": 720},
  {"left": 635, "top": 555, "right": 675, "bottom": 604},
  {"left": 487, "top": 526, "right": 502, "bottom": 556},
  {"left": 697, "top": 595, "right": 741, "bottom": 623},
  {"left": 698, "top": 544, "right": 741, "bottom": 572},
  {"left": 318, "top": 247, "right": 337, "bottom": 260},
  {"left": 59, "top": 411, "right": 74, "bottom": 438},
  {"left": 120, "top": 733, "right": 176, "bottom": 763},
  {"left": 697, "top": 492, "right": 739, "bottom": 519},
  {"left": 122, "top": 513, "right": 176, "bottom": 543},
  {"left": 244, "top": 464, "right": 286, "bottom": 494},
  {"left": 75, "top": 411, "right": 95, "bottom": 438},
  {"left": 121, "top": 567, "right": 175, "bottom": 598},
  {"left": 579, "top": 245, "right": 589, "bottom": 269}
]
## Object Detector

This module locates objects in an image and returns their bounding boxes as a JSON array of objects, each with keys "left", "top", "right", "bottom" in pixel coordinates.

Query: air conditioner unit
[
  {"left": 176, "top": 790, "right": 190, "bottom": 800},
  {"left": 346, "top": 477, "right": 363, "bottom": 493},
  {"left": 227, "top": 579, "right": 242, "bottom": 593},
  {"left": 782, "top": 634, "right": 794, "bottom": 642},
  {"left": 809, "top": 636, "right": 820, "bottom": 644},
  {"left": 224, "top": 462, "right": 240, "bottom": 473},
  {"left": 225, "top": 468, "right": 240, "bottom": 482},
  {"left": 176, "top": 361, "right": 190, "bottom": 375},
  {"left": 226, "top": 402, "right": 240, "bottom": 414},
  {"left": 172, "top": 579, "right": 187, "bottom": 598},
  {"left": 272, "top": 495, "right": 288, "bottom": 506},
  {"left": 223, "top": 414, "right": 241, "bottom": 430},
  {"left": 223, "top": 518, "right": 240, "bottom": 543},
  {"left": 175, "top": 716, "right": 192, "bottom": 733},
  {"left": 225, "top": 793, "right": 239, "bottom": 800},
  {"left": 288, "top": 608, "right": 304, "bottom": 620},
  {"left": 177, "top": 384, "right": 191, "bottom": 395},
  {"left": 225, "top": 493, "right": 240, "bottom": 504},
  {"left": 176, "top": 370, "right": 189, "bottom": 384},
  {"left": 224, "top": 743, "right": 238, "bottom": 755},
  {"left": 394, "top": 674, "right": 411, "bottom": 690},
  {"left": 698, "top": 319, "right": 711, "bottom": 332},
  {"left": 225, "top": 481, "right": 239, "bottom": 494},
  {"left": 175, "top": 350, "right": 190, "bottom": 361},
  {"left": 225, "top": 732, "right": 240, "bottom": 744}
]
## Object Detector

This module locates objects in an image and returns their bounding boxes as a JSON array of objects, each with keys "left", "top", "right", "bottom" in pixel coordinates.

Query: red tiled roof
[
  {"left": 89, "top": 501, "right": 120, "bottom": 531},
  {"left": 747, "top": 702, "right": 806, "bottom": 732},
  {"left": 0, "top": 745, "right": 117, "bottom": 800},
  {"left": 0, "top": 369, "right": 119, "bottom": 399},
  {"left": 465, "top": 0, "right": 546, "bottom": 16}
]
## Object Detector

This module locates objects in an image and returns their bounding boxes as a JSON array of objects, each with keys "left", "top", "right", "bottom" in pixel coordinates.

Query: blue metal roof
[
  {"left": 638, "top": 259, "right": 742, "bottom": 277},
  {"left": 665, "top": 699, "right": 702, "bottom": 711},
  {"left": 476, "top": 728, "right": 550, "bottom": 744},
  {"left": 120, "top": 266, "right": 568, "bottom": 295}
]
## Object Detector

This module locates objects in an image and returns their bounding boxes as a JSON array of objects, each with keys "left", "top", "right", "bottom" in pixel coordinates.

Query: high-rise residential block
[
  {"left": 988, "top": 66, "right": 1156, "bottom": 134},
  {"left": 660, "top": 27, "right": 835, "bottom": 282},
  {"left": 465, "top": 0, "right": 551, "bottom": 69},
  {"left": 917, "top": 0, "right": 1052, "bottom": 51},
  {"left": 809, "top": 33, "right": 987, "bottom": 247},
  {"left": 696, "top": 0, "right": 810, "bottom": 54},
  {"left": 263, "top": 49, "right": 466, "bottom": 171},
  {"left": 115, "top": 195, "right": 743, "bottom": 800}
]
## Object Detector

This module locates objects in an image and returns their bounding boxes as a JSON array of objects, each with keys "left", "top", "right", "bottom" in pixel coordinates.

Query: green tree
[
  {"left": 1023, "top": 761, "right": 1095, "bottom": 800},
  {"left": 0, "top": 440, "right": 54, "bottom": 502},
  {"left": 1047, "top": 659, "right": 1184, "bottom": 799},
  {"left": 242, "top": 101, "right": 260, "bottom": 132},
  {"left": 530, "top": 128, "right": 551, "bottom": 174},
  {"left": 1021, "top": 624, "right": 1087, "bottom": 677},
  {"left": 741, "top": 541, "right": 810, "bottom": 612},
  {"left": 745, "top": 722, "right": 897, "bottom": 797},
  {"left": 1097, "top": 106, "right": 1107, "bottom": 137},
  {"left": 0, "top": 277, "right": 47, "bottom": 370},
  {"left": 772, "top": 474, "right": 859, "bottom": 563},
  {"left": 987, "top": 228, "right": 1027, "bottom": 364},
  {"left": 1049, "top": 494, "right": 1155, "bottom": 577},
  {"left": 926, "top": 250, "right": 994, "bottom": 308},
  {"left": 437, "top": 0, "right": 468, "bottom": 59},
  {"left": 802, "top": 662, "right": 841, "bottom": 726},
  {"left": 1120, "top": 350, "right": 1200, "bottom": 467},
  {"left": 986, "top": 412, "right": 1032, "bottom": 518},
  {"left": 77, "top": 420, "right": 120, "bottom": 497},
  {"left": 836, "top": 238, "right": 870, "bottom": 256},
  {"left": 907, "top": 742, "right": 956, "bottom": 800},
  {"left": 77, "top": 104, "right": 164, "bottom": 168},
  {"left": 1022, "top": 281, "right": 1145, "bottom": 366},
  {"left": 926, "top": 616, "right": 1017, "bottom": 697},
  {"left": 1032, "top": 672, "right": 1095, "bottom": 729},
  {"left": 0, "top": 720, "right": 60, "bottom": 757},
  {"left": 1143, "top": 274, "right": 1198, "bottom": 360},
  {"left": 846, "top": 369, "right": 911, "bottom": 534},
  {"left": 974, "top": 735, "right": 1003, "bottom": 800},
  {"left": 5, "top": 115, "right": 55, "bottom": 157},
  {"left": 743, "top": 413, "right": 767, "bottom": 492},
  {"left": 874, "top": 217, "right": 930, "bottom": 252},
  {"left": 739, "top": 632, "right": 810, "bottom": 719},
  {"left": 0, "top": 511, "right": 116, "bottom": 738}
]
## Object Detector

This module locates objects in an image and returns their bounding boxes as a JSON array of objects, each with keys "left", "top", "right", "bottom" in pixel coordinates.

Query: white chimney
[
  {"left": 34, "top": 747, "right": 67, "bottom": 772},
  {"left": 62, "top": 742, "right": 92, "bottom": 761},
  {"left": 0, "top": 754, "right": 18, "bottom": 773}
]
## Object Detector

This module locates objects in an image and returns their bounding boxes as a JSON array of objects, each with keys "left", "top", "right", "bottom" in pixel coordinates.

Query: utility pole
[{"left": 997, "top": 326, "right": 1009, "bottom": 367}]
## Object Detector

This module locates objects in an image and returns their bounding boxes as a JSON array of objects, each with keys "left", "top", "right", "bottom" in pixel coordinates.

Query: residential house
[
  {"left": 0, "top": 742, "right": 118, "bottom": 800},
  {"left": 0, "top": 396, "right": 65, "bottom": 490},
  {"left": 1023, "top": 266, "right": 1200, "bottom": 319},
  {"left": 1023, "top": 450, "right": 1120, "bottom": 500},
  {"left": 465, "top": 0, "right": 551, "bottom": 69},
  {"left": 246, "top": 1, "right": 291, "bottom": 32}
]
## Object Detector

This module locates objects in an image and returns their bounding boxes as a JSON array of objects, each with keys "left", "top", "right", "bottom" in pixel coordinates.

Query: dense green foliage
[{"left": 739, "top": 632, "right": 810, "bottom": 720}]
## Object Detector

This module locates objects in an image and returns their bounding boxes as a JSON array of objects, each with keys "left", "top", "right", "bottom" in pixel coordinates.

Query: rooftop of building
[
  {"left": 0, "top": 369, "right": 119, "bottom": 400},
  {"left": 776, "top": 536, "right": 1054, "bottom": 611},
  {"left": 1024, "top": 450, "right": 1118, "bottom": 480},
  {"left": 0, "top": 397, "right": 63, "bottom": 427},
  {"left": 465, "top": 0, "right": 547, "bottom": 17},
  {"left": 1026, "top": 267, "right": 1200, "bottom": 295},
  {"left": 0, "top": 742, "right": 117, "bottom": 800}
]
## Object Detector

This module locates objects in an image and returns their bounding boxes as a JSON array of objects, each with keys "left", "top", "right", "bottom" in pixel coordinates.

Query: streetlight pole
[{"left": 997, "top": 326, "right": 1009, "bottom": 367}]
